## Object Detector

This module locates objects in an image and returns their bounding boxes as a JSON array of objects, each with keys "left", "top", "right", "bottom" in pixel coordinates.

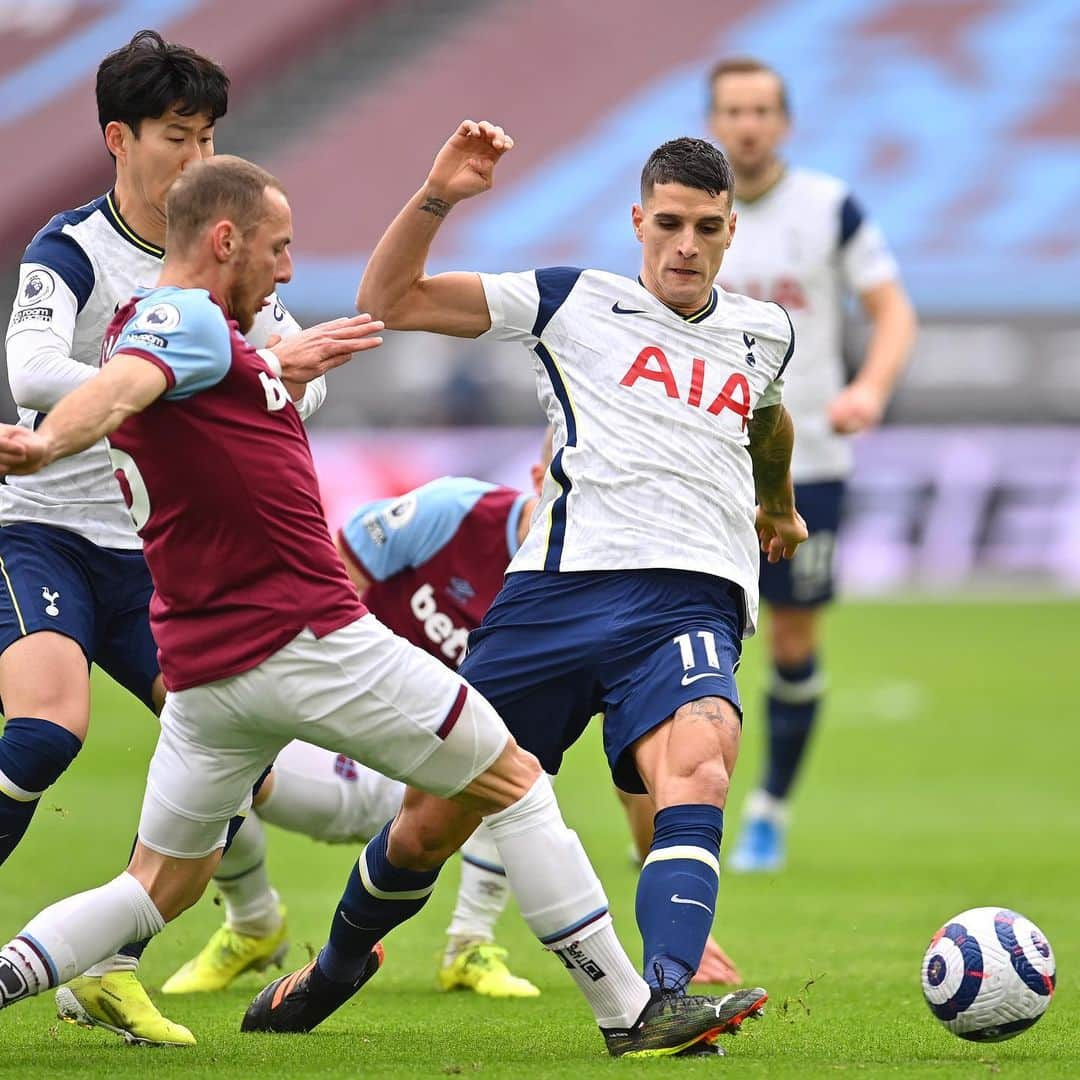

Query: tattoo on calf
[{"left": 419, "top": 196, "right": 451, "bottom": 219}]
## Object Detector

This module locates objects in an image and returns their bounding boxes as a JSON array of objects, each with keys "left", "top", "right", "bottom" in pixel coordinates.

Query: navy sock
[
  {"left": 0, "top": 717, "right": 82, "bottom": 865},
  {"left": 117, "top": 939, "right": 150, "bottom": 960},
  {"left": 317, "top": 821, "right": 441, "bottom": 984},
  {"left": 635, "top": 804, "right": 724, "bottom": 994},
  {"left": 763, "top": 656, "right": 823, "bottom": 800}
]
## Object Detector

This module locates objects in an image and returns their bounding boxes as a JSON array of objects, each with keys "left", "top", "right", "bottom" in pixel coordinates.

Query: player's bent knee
[
  {"left": 461, "top": 739, "right": 541, "bottom": 813},
  {"left": 685, "top": 757, "right": 731, "bottom": 805},
  {"left": 0, "top": 632, "right": 92, "bottom": 738},
  {"left": 388, "top": 796, "right": 479, "bottom": 870},
  {"left": 652, "top": 760, "right": 730, "bottom": 810}
]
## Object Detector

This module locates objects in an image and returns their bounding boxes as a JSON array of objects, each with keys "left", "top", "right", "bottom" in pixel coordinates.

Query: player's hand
[
  {"left": 756, "top": 504, "right": 808, "bottom": 563},
  {"left": 269, "top": 314, "right": 384, "bottom": 383},
  {"left": 691, "top": 935, "right": 743, "bottom": 986},
  {"left": 828, "top": 381, "right": 885, "bottom": 434},
  {"left": 425, "top": 120, "right": 514, "bottom": 205},
  {"left": 0, "top": 425, "right": 49, "bottom": 476}
]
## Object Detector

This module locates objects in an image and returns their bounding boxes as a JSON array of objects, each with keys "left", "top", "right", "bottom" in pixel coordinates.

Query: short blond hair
[{"left": 165, "top": 154, "right": 284, "bottom": 253}]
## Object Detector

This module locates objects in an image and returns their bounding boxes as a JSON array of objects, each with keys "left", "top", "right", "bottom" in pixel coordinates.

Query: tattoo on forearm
[
  {"left": 748, "top": 406, "right": 794, "bottom": 507},
  {"left": 419, "top": 196, "right": 451, "bottom": 219}
]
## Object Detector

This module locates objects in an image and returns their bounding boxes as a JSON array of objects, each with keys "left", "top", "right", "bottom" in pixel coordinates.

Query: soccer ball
[{"left": 921, "top": 907, "right": 1056, "bottom": 1041}]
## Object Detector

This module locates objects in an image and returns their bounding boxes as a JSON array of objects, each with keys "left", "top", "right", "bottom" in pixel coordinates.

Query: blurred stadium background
[{"left": 1, "top": 0, "right": 1077, "bottom": 596}]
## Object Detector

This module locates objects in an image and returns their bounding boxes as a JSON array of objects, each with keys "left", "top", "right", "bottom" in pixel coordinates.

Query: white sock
[
  {"left": 483, "top": 774, "right": 650, "bottom": 1029},
  {"left": 444, "top": 824, "right": 510, "bottom": 959},
  {"left": 212, "top": 814, "right": 282, "bottom": 937},
  {"left": 83, "top": 953, "right": 139, "bottom": 977},
  {"left": 1, "top": 872, "right": 164, "bottom": 994},
  {"left": 746, "top": 788, "right": 789, "bottom": 825},
  {"left": 257, "top": 761, "right": 348, "bottom": 840}
]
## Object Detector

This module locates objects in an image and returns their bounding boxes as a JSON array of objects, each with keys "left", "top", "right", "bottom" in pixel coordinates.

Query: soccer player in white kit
[
  {"left": 0, "top": 31, "right": 371, "bottom": 1044},
  {"left": 0, "top": 155, "right": 758, "bottom": 1059},
  {"left": 705, "top": 59, "right": 917, "bottom": 872},
  {"left": 356, "top": 119, "right": 807, "bottom": 1015}
]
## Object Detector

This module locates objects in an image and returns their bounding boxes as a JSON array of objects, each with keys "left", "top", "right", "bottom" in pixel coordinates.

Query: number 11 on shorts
[{"left": 673, "top": 631, "right": 721, "bottom": 673}]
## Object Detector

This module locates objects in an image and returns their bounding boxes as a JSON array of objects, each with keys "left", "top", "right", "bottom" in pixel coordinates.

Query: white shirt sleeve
[
  {"left": 4, "top": 264, "right": 96, "bottom": 411},
  {"left": 758, "top": 377, "right": 783, "bottom": 410},
  {"left": 295, "top": 376, "right": 327, "bottom": 421},
  {"left": 247, "top": 291, "right": 327, "bottom": 422},
  {"left": 478, "top": 271, "right": 542, "bottom": 344}
]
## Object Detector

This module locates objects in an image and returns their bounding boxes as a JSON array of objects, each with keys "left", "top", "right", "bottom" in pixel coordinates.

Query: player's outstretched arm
[
  {"left": 263, "top": 314, "right": 384, "bottom": 400},
  {"left": 747, "top": 403, "right": 807, "bottom": 563},
  {"left": 357, "top": 120, "right": 514, "bottom": 338},
  {"left": 0, "top": 354, "right": 166, "bottom": 476}
]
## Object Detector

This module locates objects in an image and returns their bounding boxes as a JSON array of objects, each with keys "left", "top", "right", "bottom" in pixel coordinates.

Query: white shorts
[{"left": 138, "top": 616, "right": 509, "bottom": 858}]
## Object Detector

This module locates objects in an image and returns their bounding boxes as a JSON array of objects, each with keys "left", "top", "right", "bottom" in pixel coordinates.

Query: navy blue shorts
[
  {"left": 759, "top": 480, "right": 846, "bottom": 608},
  {"left": 459, "top": 569, "right": 744, "bottom": 794},
  {"left": 0, "top": 523, "right": 159, "bottom": 711}
]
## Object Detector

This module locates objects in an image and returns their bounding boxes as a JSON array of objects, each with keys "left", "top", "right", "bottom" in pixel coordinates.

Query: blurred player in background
[
  {"left": 356, "top": 119, "right": 803, "bottom": 1021},
  {"left": 707, "top": 58, "right": 917, "bottom": 872},
  {"left": 0, "top": 30, "right": 367, "bottom": 1044}
]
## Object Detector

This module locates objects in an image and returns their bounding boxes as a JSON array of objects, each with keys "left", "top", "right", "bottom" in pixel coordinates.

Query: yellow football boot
[
  {"left": 55, "top": 971, "right": 196, "bottom": 1046},
  {"left": 161, "top": 912, "right": 289, "bottom": 994},
  {"left": 438, "top": 942, "right": 540, "bottom": 999}
]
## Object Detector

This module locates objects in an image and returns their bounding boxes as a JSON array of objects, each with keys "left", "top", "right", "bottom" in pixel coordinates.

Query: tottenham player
[
  {"left": 706, "top": 58, "right": 917, "bottom": 872},
  {"left": 0, "top": 156, "right": 759, "bottom": 1059},
  {"left": 1, "top": 31, "right": 371, "bottom": 1044},
  {"left": 352, "top": 120, "right": 803, "bottom": 1010},
  {"left": 166, "top": 468, "right": 549, "bottom": 1000}
]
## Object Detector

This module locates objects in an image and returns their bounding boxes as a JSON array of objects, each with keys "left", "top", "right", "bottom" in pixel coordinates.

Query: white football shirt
[
  {"left": 719, "top": 168, "right": 899, "bottom": 481},
  {"left": 3, "top": 191, "right": 320, "bottom": 549},
  {"left": 480, "top": 267, "right": 794, "bottom": 635}
]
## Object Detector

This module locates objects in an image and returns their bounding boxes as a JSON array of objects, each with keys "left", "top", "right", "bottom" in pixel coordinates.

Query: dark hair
[
  {"left": 640, "top": 137, "right": 734, "bottom": 202},
  {"left": 165, "top": 155, "right": 284, "bottom": 254},
  {"left": 96, "top": 29, "right": 229, "bottom": 137},
  {"left": 708, "top": 56, "right": 790, "bottom": 117}
]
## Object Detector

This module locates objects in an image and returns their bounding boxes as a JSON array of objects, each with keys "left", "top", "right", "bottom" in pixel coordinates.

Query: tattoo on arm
[
  {"left": 419, "top": 196, "right": 451, "bottom": 219},
  {"left": 748, "top": 404, "right": 795, "bottom": 512}
]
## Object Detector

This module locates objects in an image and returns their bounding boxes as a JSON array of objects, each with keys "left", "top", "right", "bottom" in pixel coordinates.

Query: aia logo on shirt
[{"left": 619, "top": 346, "right": 751, "bottom": 430}]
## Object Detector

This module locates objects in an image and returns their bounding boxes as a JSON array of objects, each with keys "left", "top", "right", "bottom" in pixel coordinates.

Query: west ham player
[
  {"left": 706, "top": 58, "right": 917, "bottom": 872},
  {"left": 352, "top": 120, "right": 802, "bottom": 1013},
  {"left": 0, "top": 31, "right": 370, "bottom": 1045},
  {"left": 0, "top": 156, "right": 760, "bottom": 1059},
  {"left": 166, "top": 469, "right": 548, "bottom": 1000}
]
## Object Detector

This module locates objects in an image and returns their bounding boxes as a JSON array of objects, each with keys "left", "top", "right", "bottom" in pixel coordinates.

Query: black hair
[
  {"left": 640, "top": 137, "right": 734, "bottom": 201},
  {"left": 96, "top": 29, "right": 229, "bottom": 138}
]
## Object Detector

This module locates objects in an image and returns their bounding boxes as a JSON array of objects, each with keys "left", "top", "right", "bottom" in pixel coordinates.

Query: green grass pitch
[{"left": 0, "top": 600, "right": 1076, "bottom": 1078}]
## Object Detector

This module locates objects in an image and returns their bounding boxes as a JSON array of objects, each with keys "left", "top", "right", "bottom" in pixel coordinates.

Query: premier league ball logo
[
  {"left": 18, "top": 270, "right": 55, "bottom": 307},
  {"left": 134, "top": 303, "right": 181, "bottom": 333}
]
